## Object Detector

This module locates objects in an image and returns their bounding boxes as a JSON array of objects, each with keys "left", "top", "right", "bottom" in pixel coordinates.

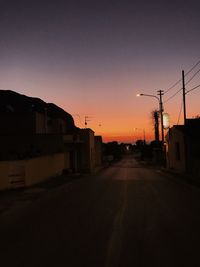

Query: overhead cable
[
  {"left": 185, "top": 59, "right": 200, "bottom": 76},
  {"left": 164, "top": 88, "right": 182, "bottom": 104},
  {"left": 186, "top": 84, "right": 200, "bottom": 95},
  {"left": 165, "top": 78, "right": 182, "bottom": 94},
  {"left": 185, "top": 68, "right": 200, "bottom": 86},
  {"left": 164, "top": 59, "right": 200, "bottom": 94}
]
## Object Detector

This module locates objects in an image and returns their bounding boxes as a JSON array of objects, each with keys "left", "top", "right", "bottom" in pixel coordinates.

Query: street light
[
  {"left": 136, "top": 91, "right": 164, "bottom": 145},
  {"left": 136, "top": 93, "right": 159, "bottom": 102}
]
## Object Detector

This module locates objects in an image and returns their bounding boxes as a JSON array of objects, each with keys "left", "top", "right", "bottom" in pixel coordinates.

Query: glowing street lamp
[
  {"left": 136, "top": 93, "right": 159, "bottom": 102},
  {"left": 136, "top": 91, "right": 164, "bottom": 144}
]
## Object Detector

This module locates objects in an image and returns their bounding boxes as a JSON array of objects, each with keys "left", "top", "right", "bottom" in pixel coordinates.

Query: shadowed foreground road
[{"left": 1, "top": 156, "right": 200, "bottom": 267}]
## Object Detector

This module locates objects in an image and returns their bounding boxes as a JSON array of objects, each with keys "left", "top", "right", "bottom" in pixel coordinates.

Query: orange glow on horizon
[
  {"left": 71, "top": 110, "right": 156, "bottom": 143},
  {"left": 102, "top": 131, "right": 154, "bottom": 143}
]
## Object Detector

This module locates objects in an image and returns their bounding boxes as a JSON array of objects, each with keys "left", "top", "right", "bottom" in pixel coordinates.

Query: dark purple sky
[{"left": 0, "top": 0, "right": 200, "bottom": 141}]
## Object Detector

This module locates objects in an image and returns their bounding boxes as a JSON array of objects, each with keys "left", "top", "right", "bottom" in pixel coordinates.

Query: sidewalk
[
  {"left": 160, "top": 166, "right": 200, "bottom": 188},
  {"left": 134, "top": 155, "right": 200, "bottom": 188},
  {"left": 0, "top": 172, "right": 82, "bottom": 216}
]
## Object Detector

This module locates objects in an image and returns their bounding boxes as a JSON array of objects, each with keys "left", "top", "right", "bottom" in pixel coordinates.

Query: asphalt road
[{"left": 0, "top": 155, "right": 200, "bottom": 267}]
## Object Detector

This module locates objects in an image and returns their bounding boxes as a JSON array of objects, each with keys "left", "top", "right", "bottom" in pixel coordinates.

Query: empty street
[{"left": 0, "top": 156, "right": 200, "bottom": 267}]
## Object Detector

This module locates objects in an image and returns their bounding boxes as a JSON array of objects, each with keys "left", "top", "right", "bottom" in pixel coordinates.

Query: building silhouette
[{"left": 0, "top": 90, "right": 102, "bottom": 190}]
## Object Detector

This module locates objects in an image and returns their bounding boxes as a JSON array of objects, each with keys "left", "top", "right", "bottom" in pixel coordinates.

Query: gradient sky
[{"left": 0, "top": 0, "right": 200, "bottom": 142}]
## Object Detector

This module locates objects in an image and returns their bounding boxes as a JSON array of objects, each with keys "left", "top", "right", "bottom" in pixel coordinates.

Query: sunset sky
[{"left": 0, "top": 0, "right": 200, "bottom": 143}]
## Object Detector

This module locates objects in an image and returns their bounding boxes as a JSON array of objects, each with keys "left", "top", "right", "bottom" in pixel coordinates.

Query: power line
[
  {"left": 164, "top": 59, "right": 200, "bottom": 94},
  {"left": 185, "top": 59, "right": 200, "bottom": 76},
  {"left": 186, "top": 84, "right": 200, "bottom": 95},
  {"left": 164, "top": 88, "right": 182, "bottom": 104},
  {"left": 165, "top": 78, "right": 182, "bottom": 94},
  {"left": 185, "top": 68, "right": 200, "bottom": 86}
]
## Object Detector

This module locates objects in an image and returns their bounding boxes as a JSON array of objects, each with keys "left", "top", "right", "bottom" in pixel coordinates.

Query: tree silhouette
[{"left": 151, "top": 110, "right": 159, "bottom": 142}]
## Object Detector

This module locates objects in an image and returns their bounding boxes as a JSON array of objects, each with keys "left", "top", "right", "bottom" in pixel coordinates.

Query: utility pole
[
  {"left": 182, "top": 70, "right": 186, "bottom": 125},
  {"left": 182, "top": 70, "right": 188, "bottom": 172},
  {"left": 157, "top": 90, "right": 164, "bottom": 144}
]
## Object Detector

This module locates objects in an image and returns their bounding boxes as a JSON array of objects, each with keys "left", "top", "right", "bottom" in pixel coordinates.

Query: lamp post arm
[{"left": 139, "top": 93, "right": 160, "bottom": 102}]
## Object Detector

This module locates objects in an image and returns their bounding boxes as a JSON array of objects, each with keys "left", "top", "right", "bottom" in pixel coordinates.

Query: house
[
  {"left": 0, "top": 90, "right": 103, "bottom": 190},
  {"left": 62, "top": 130, "right": 103, "bottom": 174},
  {"left": 0, "top": 90, "right": 76, "bottom": 135},
  {"left": 166, "top": 118, "right": 200, "bottom": 178},
  {"left": 0, "top": 90, "right": 78, "bottom": 189},
  {"left": 79, "top": 128, "right": 96, "bottom": 173}
]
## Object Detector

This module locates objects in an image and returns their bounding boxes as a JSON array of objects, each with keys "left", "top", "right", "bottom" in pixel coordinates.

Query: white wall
[{"left": 0, "top": 153, "right": 64, "bottom": 191}]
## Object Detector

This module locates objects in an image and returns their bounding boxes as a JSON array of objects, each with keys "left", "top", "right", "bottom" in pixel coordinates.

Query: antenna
[{"left": 84, "top": 116, "right": 91, "bottom": 128}]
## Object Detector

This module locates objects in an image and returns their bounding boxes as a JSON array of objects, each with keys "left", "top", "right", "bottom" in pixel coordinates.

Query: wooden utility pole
[
  {"left": 182, "top": 70, "right": 186, "bottom": 125},
  {"left": 157, "top": 90, "right": 164, "bottom": 144},
  {"left": 182, "top": 70, "right": 188, "bottom": 172}
]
